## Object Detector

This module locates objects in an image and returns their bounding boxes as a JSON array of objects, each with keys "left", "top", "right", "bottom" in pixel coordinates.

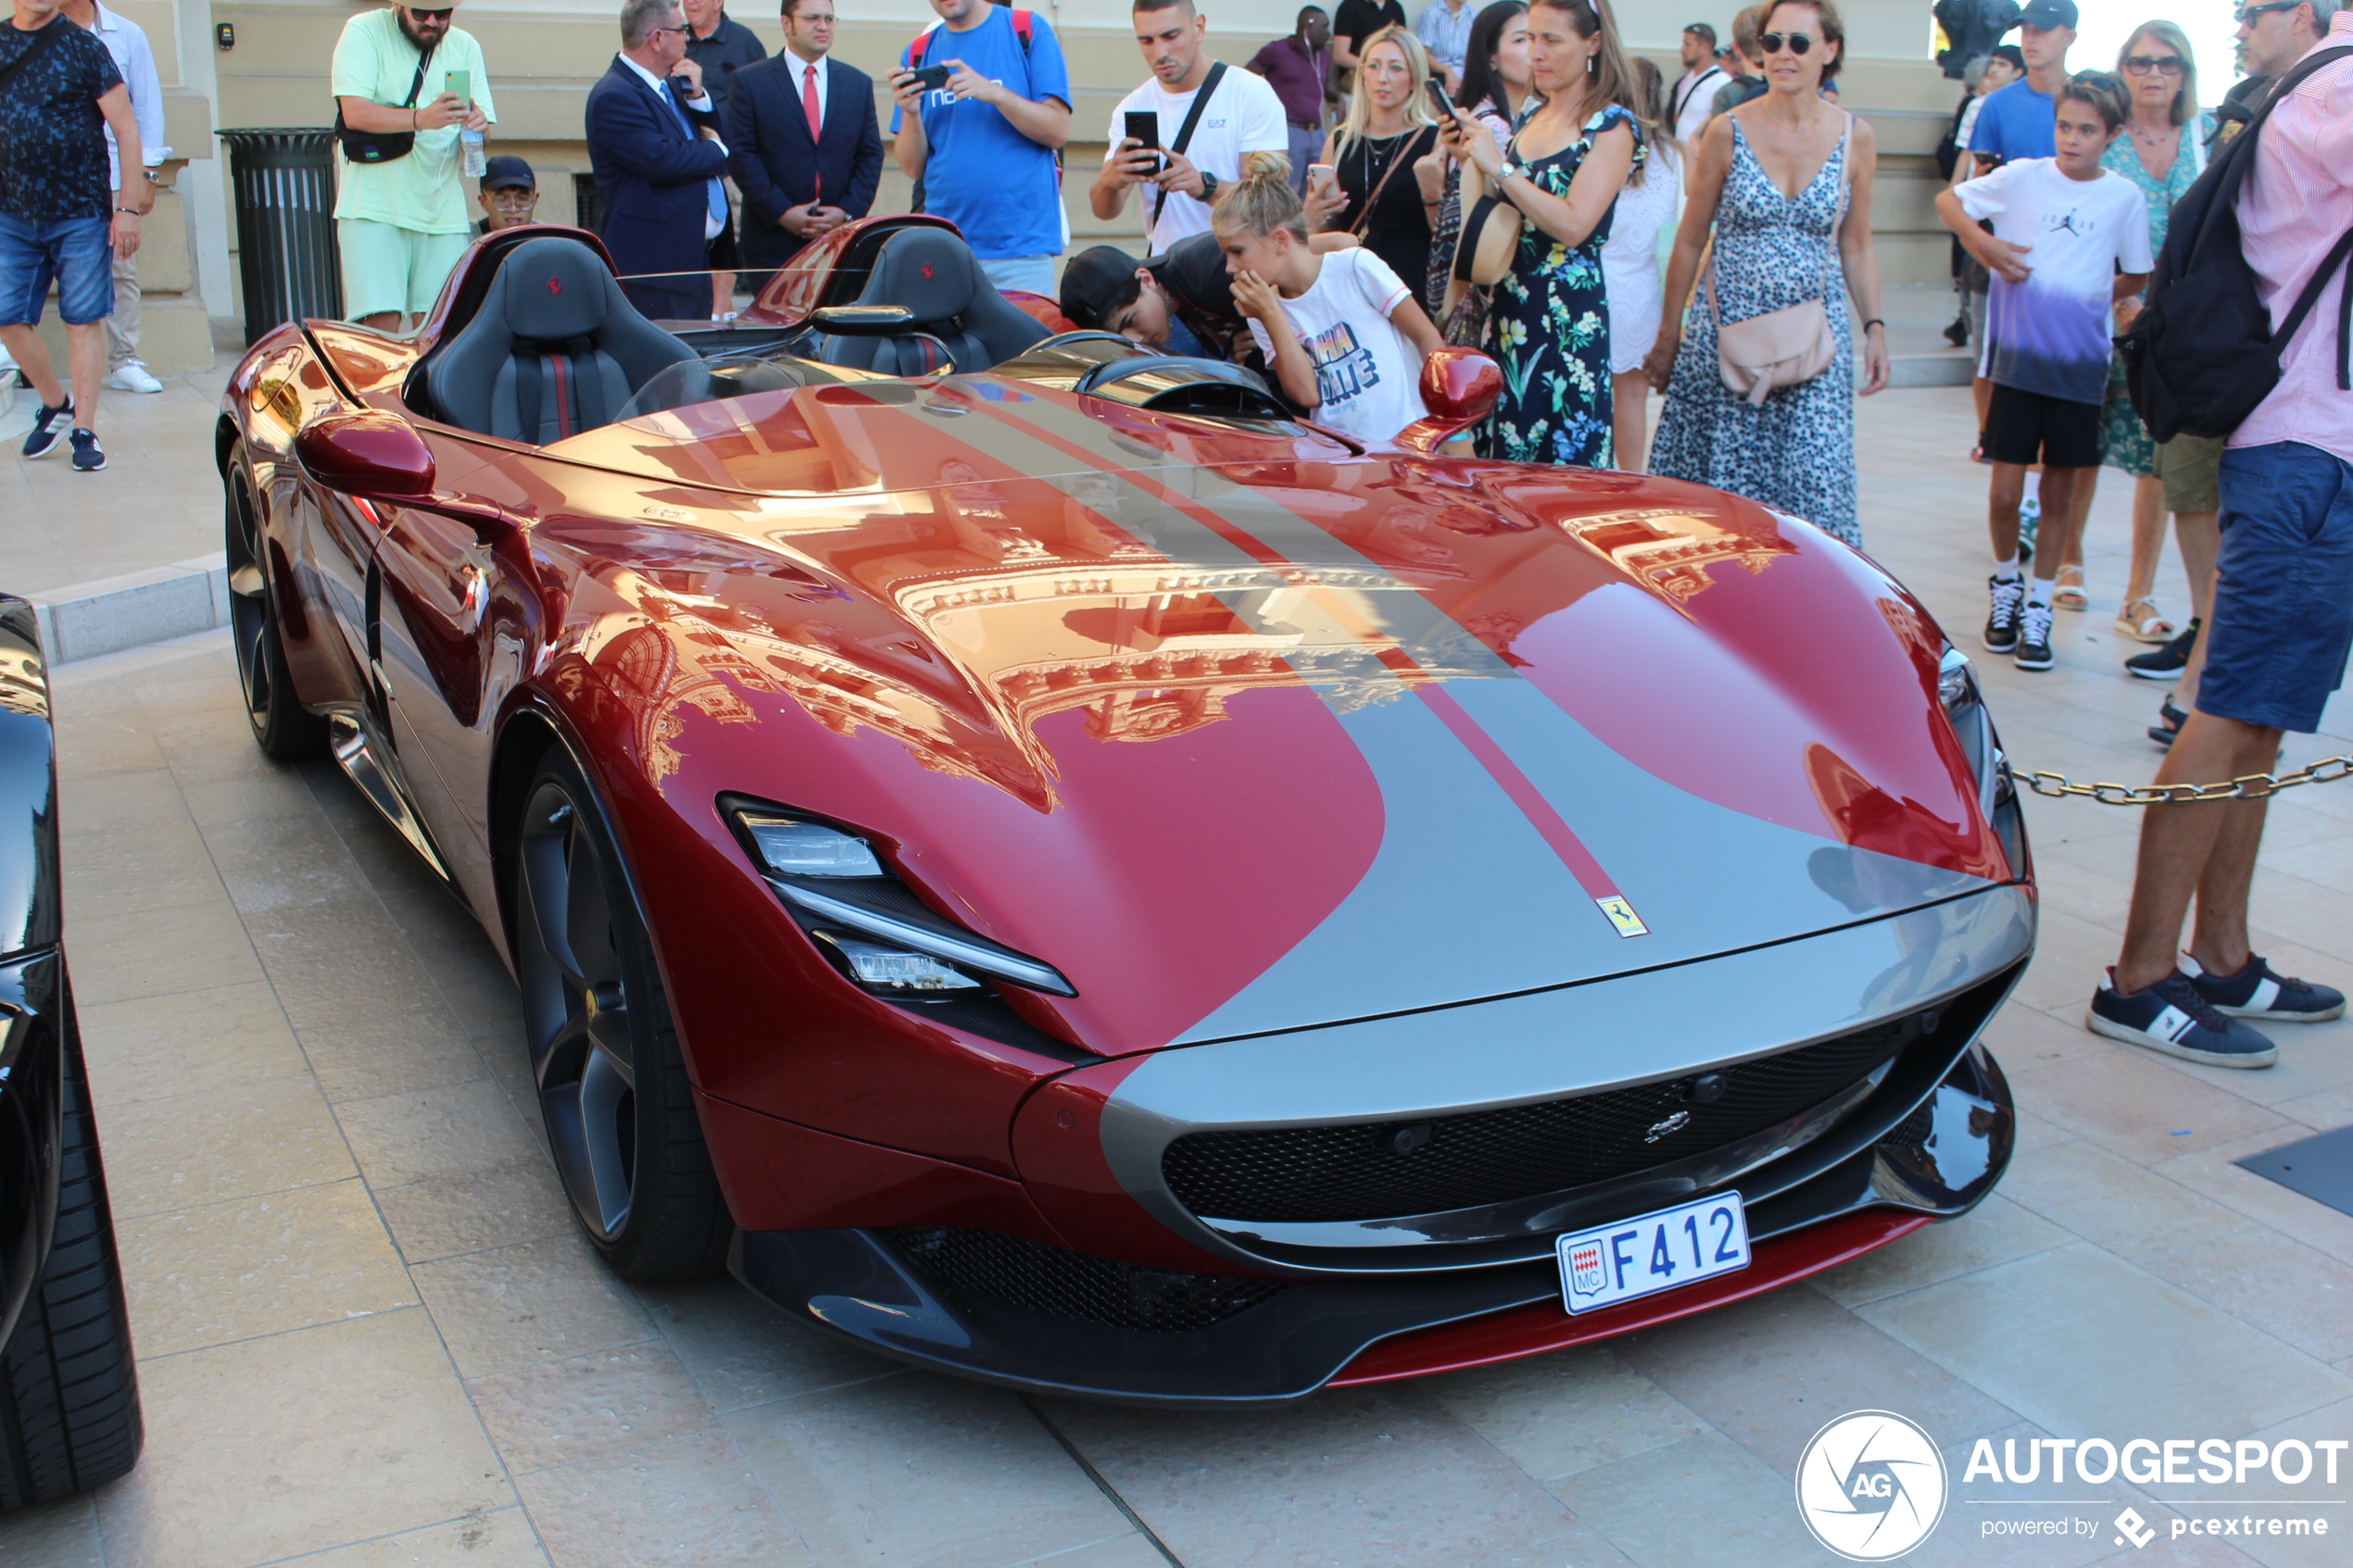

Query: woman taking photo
[
  {"left": 1421, "top": 1, "right": 1533, "bottom": 318},
  {"left": 2051, "top": 24, "right": 2205, "bottom": 645},
  {"left": 1644, "top": 0, "right": 1888, "bottom": 546},
  {"left": 1445, "top": 0, "right": 1645, "bottom": 468},
  {"left": 1306, "top": 26, "right": 1442, "bottom": 298},
  {"left": 1602, "top": 56, "right": 1680, "bottom": 471}
]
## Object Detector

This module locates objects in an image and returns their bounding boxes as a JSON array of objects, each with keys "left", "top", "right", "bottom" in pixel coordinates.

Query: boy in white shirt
[
  {"left": 1937, "top": 72, "right": 2150, "bottom": 672},
  {"left": 1214, "top": 157, "right": 1445, "bottom": 445}
]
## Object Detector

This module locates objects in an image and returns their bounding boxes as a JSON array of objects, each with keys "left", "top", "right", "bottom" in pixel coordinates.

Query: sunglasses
[
  {"left": 409, "top": 6, "right": 454, "bottom": 19},
  {"left": 2121, "top": 53, "right": 2184, "bottom": 74},
  {"left": 1759, "top": 31, "right": 1815, "bottom": 55},
  {"left": 2234, "top": 1, "right": 2299, "bottom": 21}
]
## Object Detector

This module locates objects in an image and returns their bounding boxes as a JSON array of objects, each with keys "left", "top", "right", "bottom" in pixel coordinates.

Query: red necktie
[{"left": 802, "top": 61, "right": 823, "bottom": 200}]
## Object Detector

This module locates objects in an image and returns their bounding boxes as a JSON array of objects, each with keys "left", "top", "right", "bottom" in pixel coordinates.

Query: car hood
[{"left": 537, "top": 374, "right": 2009, "bottom": 1057}]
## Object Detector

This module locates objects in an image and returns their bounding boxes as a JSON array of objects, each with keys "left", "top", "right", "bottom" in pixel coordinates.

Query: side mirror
[
  {"left": 294, "top": 410, "right": 436, "bottom": 499},
  {"left": 1395, "top": 346, "right": 1503, "bottom": 454}
]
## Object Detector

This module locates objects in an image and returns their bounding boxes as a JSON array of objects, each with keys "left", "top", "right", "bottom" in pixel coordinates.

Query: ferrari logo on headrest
[
  {"left": 921, "top": 262, "right": 934, "bottom": 282},
  {"left": 547, "top": 275, "right": 563, "bottom": 295}
]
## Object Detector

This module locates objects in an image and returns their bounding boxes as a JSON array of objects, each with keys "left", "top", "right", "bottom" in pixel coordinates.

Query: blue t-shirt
[
  {"left": 1968, "top": 80, "right": 2056, "bottom": 165},
  {"left": 894, "top": 8, "right": 1071, "bottom": 259}
]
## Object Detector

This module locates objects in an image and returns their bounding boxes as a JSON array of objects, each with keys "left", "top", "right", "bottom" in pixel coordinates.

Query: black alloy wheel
[
  {"left": 511, "top": 742, "right": 729, "bottom": 1281},
  {"left": 223, "top": 456, "right": 328, "bottom": 759}
]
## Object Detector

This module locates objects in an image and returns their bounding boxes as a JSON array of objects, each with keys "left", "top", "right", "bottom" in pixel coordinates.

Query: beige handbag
[{"left": 1713, "top": 114, "right": 1853, "bottom": 408}]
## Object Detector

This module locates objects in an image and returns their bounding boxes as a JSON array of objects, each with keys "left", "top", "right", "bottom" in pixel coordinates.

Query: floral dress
[
  {"left": 1648, "top": 119, "right": 1859, "bottom": 546},
  {"left": 2096, "top": 129, "right": 2203, "bottom": 477},
  {"left": 1478, "top": 105, "right": 1643, "bottom": 469}
]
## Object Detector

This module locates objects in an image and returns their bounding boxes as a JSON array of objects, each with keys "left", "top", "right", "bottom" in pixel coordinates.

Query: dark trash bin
[{"left": 219, "top": 128, "right": 344, "bottom": 345}]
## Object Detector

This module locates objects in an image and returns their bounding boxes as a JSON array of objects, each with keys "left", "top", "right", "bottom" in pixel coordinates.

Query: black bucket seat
[{"left": 812, "top": 228, "right": 1049, "bottom": 374}]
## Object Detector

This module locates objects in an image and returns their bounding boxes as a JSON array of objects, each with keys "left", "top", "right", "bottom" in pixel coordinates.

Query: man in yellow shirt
[{"left": 331, "top": 3, "right": 495, "bottom": 331}]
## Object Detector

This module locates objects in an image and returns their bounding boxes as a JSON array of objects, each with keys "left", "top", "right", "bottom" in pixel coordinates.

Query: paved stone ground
[{"left": 5, "top": 378, "right": 2352, "bottom": 1567}]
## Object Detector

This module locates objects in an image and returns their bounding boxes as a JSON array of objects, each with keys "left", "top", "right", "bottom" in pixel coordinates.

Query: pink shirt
[{"left": 2230, "top": 13, "right": 2353, "bottom": 463}]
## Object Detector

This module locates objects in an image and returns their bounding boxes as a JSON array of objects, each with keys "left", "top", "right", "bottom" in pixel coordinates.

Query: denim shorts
[
  {"left": 0, "top": 213, "right": 115, "bottom": 328},
  {"left": 2198, "top": 441, "right": 2353, "bottom": 734}
]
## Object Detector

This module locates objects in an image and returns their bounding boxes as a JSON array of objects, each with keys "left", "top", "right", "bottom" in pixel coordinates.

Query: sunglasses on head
[
  {"left": 2121, "top": 52, "right": 2184, "bottom": 74},
  {"left": 1759, "top": 31, "right": 1815, "bottom": 55}
]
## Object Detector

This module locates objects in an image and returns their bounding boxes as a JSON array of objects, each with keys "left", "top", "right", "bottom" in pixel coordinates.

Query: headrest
[
  {"left": 862, "top": 229, "right": 981, "bottom": 324},
  {"left": 495, "top": 237, "right": 618, "bottom": 343}
]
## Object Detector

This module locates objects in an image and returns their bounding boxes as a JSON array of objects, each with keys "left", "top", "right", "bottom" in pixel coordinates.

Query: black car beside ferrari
[{"left": 0, "top": 595, "right": 141, "bottom": 1509}]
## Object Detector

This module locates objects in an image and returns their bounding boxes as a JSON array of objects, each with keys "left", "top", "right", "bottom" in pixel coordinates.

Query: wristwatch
[
  {"left": 1198, "top": 169, "right": 1220, "bottom": 202},
  {"left": 1495, "top": 161, "right": 1524, "bottom": 182}
]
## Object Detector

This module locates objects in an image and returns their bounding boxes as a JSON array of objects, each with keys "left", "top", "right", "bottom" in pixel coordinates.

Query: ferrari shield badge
[{"left": 1596, "top": 897, "right": 1650, "bottom": 938}]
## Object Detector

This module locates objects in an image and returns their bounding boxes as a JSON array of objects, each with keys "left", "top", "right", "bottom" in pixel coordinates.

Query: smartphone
[
  {"left": 444, "top": 68, "right": 470, "bottom": 105},
  {"left": 904, "top": 62, "right": 952, "bottom": 93},
  {"left": 1424, "top": 79, "right": 1452, "bottom": 120},
  {"left": 1307, "top": 163, "right": 1337, "bottom": 200},
  {"left": 1123, "top": 109, "right": 1164, "bottom": 174}
]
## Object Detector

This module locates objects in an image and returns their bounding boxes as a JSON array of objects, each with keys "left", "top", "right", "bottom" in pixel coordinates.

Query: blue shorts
[
  {"left": 2198, "top": 441, "right": 2353, "bottom": 734},
  {"left": 0, "top": 213, "right": 115, "bottom": 328}
]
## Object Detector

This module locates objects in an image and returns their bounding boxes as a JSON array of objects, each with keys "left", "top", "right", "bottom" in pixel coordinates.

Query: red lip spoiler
[{"left": 1329, "top": 1209, "right": 1932, "bottom": 1386}]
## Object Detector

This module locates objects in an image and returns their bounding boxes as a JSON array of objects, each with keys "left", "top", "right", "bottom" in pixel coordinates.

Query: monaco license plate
[{"left": 1557, "top": 1194, "right": 1752, "bottom": 1313}]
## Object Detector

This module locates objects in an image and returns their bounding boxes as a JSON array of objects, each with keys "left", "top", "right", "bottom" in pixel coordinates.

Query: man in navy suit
[
  {"left": 585, "top": 0, "right": 731, "bottom": 321},
  {"left": 724, "top": 0, "right": 881, "bottom": 272}
]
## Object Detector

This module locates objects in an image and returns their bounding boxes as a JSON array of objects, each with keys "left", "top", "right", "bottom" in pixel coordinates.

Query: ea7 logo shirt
[{"left": 1108, "top": 68, "right": 1290, "bottom": 255}]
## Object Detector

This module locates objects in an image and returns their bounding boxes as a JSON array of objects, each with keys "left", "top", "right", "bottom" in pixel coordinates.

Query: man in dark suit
[
  {"left": 585, "top": 0, "right": 732, "bottom": 321},
  {"left": 724, "top": 0, "right": 881, "bottom": 272}
]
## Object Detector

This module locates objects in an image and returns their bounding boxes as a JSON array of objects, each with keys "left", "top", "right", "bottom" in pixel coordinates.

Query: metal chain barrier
[{"left": 2022, "top": 753, "right": 2353, "bottom": 805}]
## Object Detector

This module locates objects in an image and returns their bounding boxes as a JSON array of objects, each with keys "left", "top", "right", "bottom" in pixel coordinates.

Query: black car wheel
[
  {"left": 225, "top": 455, "right": 328, "bottom": 759},
  {"left": 512, "top": 741, "right": 729, "bottom": 1281},
  {"left": 1, "top": 994, "right": 143, "bottom": 1512}
]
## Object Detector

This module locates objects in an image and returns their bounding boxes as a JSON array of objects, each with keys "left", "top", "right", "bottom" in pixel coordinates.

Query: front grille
[
  {"left": 1163, "top": 1017, "right": 1927, "bottom": 1224},
  {"left": 883, "top": 1226, "right": 1288, "bottom": 1334}
]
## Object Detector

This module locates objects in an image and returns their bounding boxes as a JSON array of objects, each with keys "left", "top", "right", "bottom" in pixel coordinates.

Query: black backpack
[{"left": 2120, "top": 45, "right": 2353, "bottom": 443}]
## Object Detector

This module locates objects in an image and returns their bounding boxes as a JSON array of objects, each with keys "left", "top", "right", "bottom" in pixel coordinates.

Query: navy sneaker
[
  {"left": 2180, "top": 953, "right": 2346, "bottom": 1022},
  {"left": 2088, "top": 969, "right": 2278, "bottom": 1067},
  {"left": 2015, "top": 600, "right": 2056, "bottom": 671},
  {"left": 1984, "top": 574, "right": 2024, "bottom": 653},
  {"left": 69, "top": 428, "right": 105, "bottom": 471},
  {"left": 21, "top": 397, "right": 71, "bottom": 458},
  {"left": 2128, "top": 618, "right": 2198, "bottom": 680}
]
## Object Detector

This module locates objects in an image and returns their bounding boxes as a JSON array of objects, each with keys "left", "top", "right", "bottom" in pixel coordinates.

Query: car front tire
[
  {"left": 224, "top": 452, "right": 329, "bottom": 760},
  {"left": 0, "top": 993, "right": 143, "bottom": 1512},
  {"left": 510, "top": 739, "right": 731, "bottom": 1282}
]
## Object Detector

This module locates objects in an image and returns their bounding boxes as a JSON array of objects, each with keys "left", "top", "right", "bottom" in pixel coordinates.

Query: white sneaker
[{"left": 105, "top": 361, "right": 163, "bottom": 394}]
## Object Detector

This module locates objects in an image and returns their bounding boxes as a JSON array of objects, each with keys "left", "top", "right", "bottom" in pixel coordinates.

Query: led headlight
[
  {"left": 726, "top": 801, "right": 1077, "bottom": 997},
  {"left": 1939, "top": 647, "right": 2023, "bottom": 870}
]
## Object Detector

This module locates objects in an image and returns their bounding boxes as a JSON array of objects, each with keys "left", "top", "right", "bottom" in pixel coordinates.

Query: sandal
[
  {"left": 2149, "top": 696, "right": 2186, "bottom": 750},
  {"left": 2053, "top": 565, "right": 2089, "bottom": 611},
  {"left": 2114, "top": 596, "right": 2177, "bottom": 644}
]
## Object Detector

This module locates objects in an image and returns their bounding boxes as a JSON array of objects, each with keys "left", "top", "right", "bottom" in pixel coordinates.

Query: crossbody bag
[
  {"left": 1714, "top": 112, "right": 1852, "bottom": 408},
  {"left": 334, "top": 42, "right": 436, "bottom": 165},
  {"left": 1149, "top": 60, "right": 1227, "bottom": 241}
]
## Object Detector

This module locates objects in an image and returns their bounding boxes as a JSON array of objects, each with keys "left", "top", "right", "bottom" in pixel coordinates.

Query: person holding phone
[
  {"left": 330, "top": 2, "right": 496, "bottom": 332},
  {"left": 1309, "top": 24, "right": 1441, "bottom": 310},
  {"left": 1094, "top": 0, "right": 1288, "bottom": 256},
  {"left": 887, "top": 0, "right": 1071, "bottom": 295}
]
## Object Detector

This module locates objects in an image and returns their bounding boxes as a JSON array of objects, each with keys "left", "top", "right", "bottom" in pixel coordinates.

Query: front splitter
[{"left": 727, "top": 1044, "right": 2012, "bottom": 1409}]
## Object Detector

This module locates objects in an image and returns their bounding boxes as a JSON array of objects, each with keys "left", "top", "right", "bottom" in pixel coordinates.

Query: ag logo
[{"left": 1794, "top": 1411, "right": 1947, "bottom": 1561}]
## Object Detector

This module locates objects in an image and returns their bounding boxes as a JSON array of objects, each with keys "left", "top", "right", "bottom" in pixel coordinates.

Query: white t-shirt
[
  {"left": 1670, "top": 65, "right": 1728, "bottom": 150},
  {"left": 1955, "top": 157, "right": 2153, "bottom": 404},
  {"left": 1109, "top": 66, "right": 1289, "bottom": 255},
  {"left": 1246, "top": 247, "right": 1425, "bottom": 444}
]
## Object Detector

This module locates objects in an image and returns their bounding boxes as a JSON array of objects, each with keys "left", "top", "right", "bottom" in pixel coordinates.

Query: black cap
[
  {"left": 1060, "top": 245, "right": 1148, "bottom": 332},
  {"left": 480, "top": 155, "right": 535, "bottom": 192},
  {"left": 2014, "top": 0, "right": 2078, "bottom": 32}
]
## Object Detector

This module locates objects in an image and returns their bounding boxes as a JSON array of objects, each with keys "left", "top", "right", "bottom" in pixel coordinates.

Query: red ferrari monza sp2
[{"left": 217, "top": 220, "right": 2032, "bottom": 1406}]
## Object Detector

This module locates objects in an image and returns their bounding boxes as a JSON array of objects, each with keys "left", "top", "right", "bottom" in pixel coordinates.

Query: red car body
[{"left": 217, "top": 220, "right": 2032, "bottom": 1405}]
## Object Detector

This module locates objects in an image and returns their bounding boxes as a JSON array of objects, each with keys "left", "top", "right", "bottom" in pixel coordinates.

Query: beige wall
[{"left": 193, "top": 0, "right": 1961, "bottom": 325}]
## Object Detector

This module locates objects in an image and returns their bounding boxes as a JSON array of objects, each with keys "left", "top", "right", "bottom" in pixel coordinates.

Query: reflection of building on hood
[{"left": 1563, "top": 508, "right": 1800, "bottom": 609}]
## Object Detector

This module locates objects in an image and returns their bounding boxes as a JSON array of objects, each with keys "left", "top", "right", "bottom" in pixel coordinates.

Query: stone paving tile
[
  {"left": 99, "top": 1073, "right": 357, "bottom": 1220},
  {"left": 511, "top": 1427, "right": 812, "bottom": 1568},
  {"left": 0, "top": 1498, "right": 104, "bottom": 1568},
  {"left": 333, "top": 1077, "right": 547, "bottom": 1190},
  {"left": 728, "top": 1374, "right": 1136, "bottom": 1568},
  {"left": 94, "top": 1309, "right": 513, "bottom": 1568},
  {"left": 1423, "top": 1345, "right": 1707, "bottom": 1483},
  {"left": 467, "top": 1340, "right": 719, "bottom": 1475},
  {"left": 2140, "top": 1228, "right": 2353, "bottom": 1367},
  {"left": 2000, "top": 1136, "right": 2252, "bottom": 1264},
  {"left": 285, "top": 1507, "right": 552, "bottom": 1568},
  {"left": 1856, "top": 1244, "right": 2353, "bottom": 1440},
  {"left": 2007, "top": 1046, "right": 2293, "bottom": 1161},
  {"left": 116, "top": 1177, "right": 419, "bottom": 1359},
  {"left": 68, "top": 901, "right": 265, "bottom": 1006},
  {"left": 298, "top": 1006, "right": 493, "bottom": 1104},
  {"left": 78, "top": 980, "right": 312, "bottom": 1105},
  {"left": 2149, "top": 1130, "right": 2353, "bottom": 1270},
  {"left": 1042, "top": 1385, "right": 1588, "bottom": 1568},
  {"left": 409, "top": 1236, "right": 659, "bottom": 1379},
  {"left": 1549, "top": 1430, "right": 1818, "bottom": 1568},
  {"left": 372, "top": 1154, "right": 580, "bottom": 1266},
  {"left": 1808, "top": 1193, "right": 2073, "bottom": 1309},
  {"left": 639, "top": 1275, "right": 902, "bottom": 1415}
]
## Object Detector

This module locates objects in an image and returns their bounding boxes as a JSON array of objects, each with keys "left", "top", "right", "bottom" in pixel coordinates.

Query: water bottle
[{"left": 461, "top": 126, "right": 485, "bottom": 180}]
